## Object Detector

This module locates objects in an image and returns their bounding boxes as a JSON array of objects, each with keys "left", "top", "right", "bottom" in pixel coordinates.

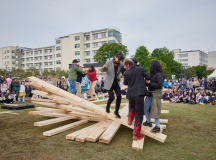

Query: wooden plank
[
  {"left": 75, "top": 121, "right": 104, "bottom": 142},
  {"left": 28, "top": 109, "right": 67, "bottom": 115},
  {"left": 34, "top": 116, "right": 75, "bottom": 127},
  {"left": 161, "top": 100, "right": 170, "bottom": 103},
  {"left": 99, "top": 104, "right": 129, "bottom": 144},
  {"left": 35, "top": 107, "right": 54, "bottom": 111},
  {"left": 86, "top": 120, "right": 112, "bottom": 142},
  {"left": 43, "top": 120, "right": 88, "bottom": 136},
  {"left": 151, "top": 118, "right": 168, "bottom": 124},
  {"left": 66, "top": 123, "right": 98, "bottom": 140},
  {"left": 161, "top": 110, "right": 169, "bottom": 113},
  {"left": 28, "top": 77, "right": 167, "bottom": 143},
  {"left": 97, "top": 103, "right": 128, "bottom": 107},
  {"left": 132, "top": 136, "right": 145, "bottom": 151}
]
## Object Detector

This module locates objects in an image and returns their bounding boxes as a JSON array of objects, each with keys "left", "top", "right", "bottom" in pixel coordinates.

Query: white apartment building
[
  {"left": 173, "top": 49, "right": 208, "bottom": 68},
  {"left": 0, "top": 27, "right": 122, "bottom": 72},
  {"left": 208, "top": 51, "right": 216, "bottom": 68}
]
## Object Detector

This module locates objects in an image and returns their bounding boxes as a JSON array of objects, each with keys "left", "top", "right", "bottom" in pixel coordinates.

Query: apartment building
[
  {"left": 55, "top": 27, "right": 121, "bottom": 70},
  {"left": 173, "top": 49, "right": 208, "bottom": 68},
  {"left": 208, "top": 51, "right": 216, "bottom": 68}
]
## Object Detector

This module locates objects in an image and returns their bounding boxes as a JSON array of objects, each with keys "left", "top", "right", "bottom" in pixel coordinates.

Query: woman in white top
[
  {"left": 19, "top": 81, "right": 26, "bottom": 103},
  {"left": 1, "top": 80, "right": 8, "bottom": 95}
]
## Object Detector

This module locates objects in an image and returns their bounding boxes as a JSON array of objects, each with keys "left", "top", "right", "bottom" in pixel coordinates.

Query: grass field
[{"left": 0, "top": 100, "right": 216, "bottom": 160}]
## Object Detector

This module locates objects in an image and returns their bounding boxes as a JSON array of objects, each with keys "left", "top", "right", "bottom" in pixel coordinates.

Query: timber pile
[{"left": 26, "top": 76, "right": 168, "bottom": 150}]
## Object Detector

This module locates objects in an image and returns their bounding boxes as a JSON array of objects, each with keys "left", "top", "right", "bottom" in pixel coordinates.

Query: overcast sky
[{"left": 0, "top": 0, "right": 215, "bottom": 57}]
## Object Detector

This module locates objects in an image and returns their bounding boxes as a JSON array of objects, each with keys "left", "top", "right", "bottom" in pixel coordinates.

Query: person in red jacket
[{"left": 86, "top": 65, "right": 97, "bottom": 98}]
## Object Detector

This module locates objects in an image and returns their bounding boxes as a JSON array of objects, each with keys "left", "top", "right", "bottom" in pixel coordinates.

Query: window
[
  {"left": 180, "top": 53, "right": 188, "bottom": 57},
  {"left": 75, "top": 51, "right": 80, "bottom": 55},
  {"left": 56, "top": 40, "right": 61, "bottom": 44},
  {"left": 85, "top": 35, "right": 90, "bottom": 40},
  {"left": 12, "top": 67, "right": 15, "bottom": 70},
  {"left": 75, "top": 36, "right": 80, "bottom": 41},
  {"left": 50, "top": 62, "right": 53, "bottom": 65},
  {"left": 93, "top": 34, "right": 98, "bottom": 39},
  {"left": 108, "top": 30, "right": 120, "bottom": 42},
  {"left": 12, "top": 50, "right": 15, "bottom": 53},
  {"left": 85, "top": 59, "right": 90, "bottom": 63},
  {"left": 7, "top": 50, "right": 9, "bottom": 53},
  {"left": 101, "top": 32, "right": 106, "bottom": 38},
  {"left": 75, "top": 44, "right": 80, "bottom": 48},
  {"left": 93, "top": 50, "right": 97, "bottom": 55},
  {"left": 93, "top": 42, "right": 98, "bottom": 47},
  {"left": 7, "top": 56, "right": 9, "bottom": 59},
  {"left": 56, "top": 46, "right": 61, "bottom": 51},
  {"left": 92, "top": 59, "right": 97, "bottom": 63},
  {"left": 180, "top": 59, "right": 188, "bottom": 62},
  {"left": 182, "top": 63, "right": 188, "bottom": 66},
  {"left": 7, "top": 61, "right": 9, "bottom": 64},
  {"left": 5, "top": 50, "right": 6, "bottom": 53},
  {"left": 12, "top": 56, "right": 15, "bottom": 59},
  {"left": 85, "top": 51, "right": 90, "bottom": 56},
  {"left": 45, "top": 62, "right": 48, "bottom": 66},
  {"left": 108, "top": 40, "right": 116, "bottom": 43},
  {"left": 12, "top": 61, "right": 15, "bottom": 64},
  {"left": 85, "top": 43, "right": 90, "bottom": 48},
  {"left": 77, "top": 59, "right": 80, "bottom": 63},
  {"left": 56, "top": 60, "right": 61, "bottom": 64},
  {"left": 101, "top": 41, "right": 106, "bottom": 45},
  {"left": 44, "top": 56, "right": 48, "bottom": 60},
  {"left": 56, "top": 53, "right": 61, "bottom": 57}
]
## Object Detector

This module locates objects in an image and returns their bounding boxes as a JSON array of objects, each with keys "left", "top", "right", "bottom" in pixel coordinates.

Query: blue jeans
[
  {"left": 68, "top": 80, "right": 76, "bottom": 94},
  {"left": 200, "top": 97, "right": 209, "bottom": 104},
  {"left": 144, "top": 96, "right": 160, "bottom": 127}
]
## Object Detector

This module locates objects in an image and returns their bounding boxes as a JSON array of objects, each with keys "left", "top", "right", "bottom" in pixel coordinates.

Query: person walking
[
  {"left": 68, "top": 59, "right": 85, "bottom": 94},
  {"left": 76, "top": 64, "right": 85, "bottom": 97},
  {"left": 85, "top": 65, "right": 97, "bottom": 98},
  {"left": 101, "top": 51, "right": 125, "bottom": 118},
  {"left": 143, "top": 60, "right": 164, "bottom": 133}
]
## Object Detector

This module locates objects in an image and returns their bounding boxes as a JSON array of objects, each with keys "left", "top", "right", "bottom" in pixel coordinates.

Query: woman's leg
[
  {"left": 91, "top": 81, "right": 97, "bottom": 96},
  {"left": 113, "top": 86, "right": 121, "bottom": 117},
  {"left": 154, "top": 118, "right": 160, "bottom": 128},
  {"left": 144, "top": 96, "right": 152, "bottom": 123},
  {"left": 89, "top": 81, "right": 93, "bottom": 96},
  {"left": 106, "top": 88, "right": 114, "bottom": 113}
]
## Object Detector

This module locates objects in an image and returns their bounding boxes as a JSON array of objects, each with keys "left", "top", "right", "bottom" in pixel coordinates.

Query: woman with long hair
[
  {"left": 86, "top": 65, "right": 97, "bottom": 98},
  {"left": 144, "top": 60, "right": 164, "bottom": 133}
]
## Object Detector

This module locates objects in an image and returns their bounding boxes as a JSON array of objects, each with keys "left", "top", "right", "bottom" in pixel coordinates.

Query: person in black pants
[
  {"left": 101, "top": 51, "right": 126, "bottom": 118},
  {"left": 123, "top": 59, "right": 151, "bottom": 140}
]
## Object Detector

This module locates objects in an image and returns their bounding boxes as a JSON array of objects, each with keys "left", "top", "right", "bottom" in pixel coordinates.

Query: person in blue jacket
[
  {"left": 163, "top": 79, "right": 169, "bottom": 88},
  {"left": 179, "top": 78, "right": 186, "bottom": 90},
  {"left": 199, "top": 77, "right": 208, "bottom": 89}
]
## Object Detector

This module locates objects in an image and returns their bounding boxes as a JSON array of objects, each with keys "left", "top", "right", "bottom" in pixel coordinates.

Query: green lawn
[{"left": 0, "top": 101, "right": 216, "bottom": 160}]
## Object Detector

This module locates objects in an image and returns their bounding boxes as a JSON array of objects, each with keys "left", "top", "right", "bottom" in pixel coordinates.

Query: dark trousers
[
  {"left": 128, "top": 95, "right": 144, "bottom": 135},
  {"left": 107, "top": 86, "right": 121, "bottom": 113},
  {"left": 7, "top": 99, "right": 13, "bottom": 103},
  {"left": 15, "top": 91, "right": 19, "bottom": 101}
]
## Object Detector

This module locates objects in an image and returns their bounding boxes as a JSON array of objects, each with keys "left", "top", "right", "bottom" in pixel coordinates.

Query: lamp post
[{"left": 105, "top": 51, "right": 111, "bottom": 60}]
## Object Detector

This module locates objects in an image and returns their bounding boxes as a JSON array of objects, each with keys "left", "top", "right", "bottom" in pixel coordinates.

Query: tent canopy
[{"left": 208, "top": 70, "right": 216, "bottom": 79}]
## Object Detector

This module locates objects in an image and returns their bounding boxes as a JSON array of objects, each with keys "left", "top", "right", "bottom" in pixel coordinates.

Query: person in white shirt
[
  {"left": 83, "top": 89, "right": 89, "bottom": 100},
  {"left": 46, "top": 77, "right": 53, "bottom": 85},
  {"left": 19, "top": 81, "right": 26, "bottom": 103}
]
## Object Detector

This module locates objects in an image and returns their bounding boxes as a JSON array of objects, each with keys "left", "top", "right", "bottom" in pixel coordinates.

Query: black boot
[
  {"left": 114, "top": 111, "right": 121, "bottom": 119},
  {"left": 151, "top": 126, "right": 160, "bottom": 133},
  {"left": 106, "top": 106, "right": 110, "bottom": 113},
  {"left": 143, "top": 120, "right": 152, "bottom": 127}
]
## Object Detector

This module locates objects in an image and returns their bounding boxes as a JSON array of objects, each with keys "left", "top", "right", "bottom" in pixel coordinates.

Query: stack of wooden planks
[{"left": 26, "top": 76, "right": 169, "bottom": 150}]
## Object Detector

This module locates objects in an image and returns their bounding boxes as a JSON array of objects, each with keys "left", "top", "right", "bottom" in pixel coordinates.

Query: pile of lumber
[{"left": 26, "top": 76, "right": 168, "bottom": 150}]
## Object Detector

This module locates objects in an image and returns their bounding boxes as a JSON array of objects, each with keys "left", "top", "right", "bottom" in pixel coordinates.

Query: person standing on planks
[
  {"left": 101, "top": 51, "right": 126, "bottom": 119},
  {"left": 123, "top": 59, "right": 151, "bottom": 140}
]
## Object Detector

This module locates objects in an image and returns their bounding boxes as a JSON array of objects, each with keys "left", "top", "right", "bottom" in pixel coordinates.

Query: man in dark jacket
[
  {"left": 76, "top": 64, "right": 85, "bottom": 97},
  {"left": 12, "top": 78, "right": 20, "bottom": 102},
  {"left": 56, "top": 78, "right": 62, "bottom": 89},
  {"left": 200, "top": 77, "right": 208, "bottom": 89},
  {"left": 123, "top": 59, "right": 151, "bottom": 140},
  {"left": 210, "top": 78, "right": 216, "bottom": 92}
]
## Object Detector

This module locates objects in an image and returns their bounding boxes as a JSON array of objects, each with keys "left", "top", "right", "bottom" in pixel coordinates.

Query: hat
[
  {"left": 73, "top": 59, "right": 78, "bottom": 63},
  {"left": 79, "top": 64, "right": 84, "bottom": 67},
  {"left": 62, "top": 76, "right": 65, "bottom": 79}
]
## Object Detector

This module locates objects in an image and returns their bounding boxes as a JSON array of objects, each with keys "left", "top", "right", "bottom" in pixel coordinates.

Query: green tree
[
  {"left": 23, "top": 72, "right": 33, "bottom": 78},
  {"left": 185, "top": 67, "right": 197, "bottom": 78},
  {"left": 132, "top": 46, "right": 151, "bottom": 71},
  {"left": 94, "top": 43, "right": 128, "bottom": 65},
  {"left": 192, "top": 65, "right": 207, "bottom": 78},
  {"left": 50, "top": 70, "right": 56, "bottom": 77},
  {"left": 42, "top": 70, "right": 50, "bottom": 78},
  {"left": 27, "top": 67, "right": 39, "bottom": 76}
]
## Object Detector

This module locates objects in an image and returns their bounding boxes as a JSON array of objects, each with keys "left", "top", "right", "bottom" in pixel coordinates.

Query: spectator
[
  {"left": 19, "top": 81, "right": 26, "bottom": 103},
  {"left": 190, "top": 94, "right": 196, "bottom": 104},
  {"left": 95, "top": 79, "right": 101, "bottom": 92},
  {"left": 200, "top": 77, "right": 207, "bottom": 89},
  {"left": 165, "top": 92, "right": 173, "bottom": 101},
  {"left": 5, "top": 90, "right": 13, "bottom": 103},
  {"left": 83, "top": 89, "right": 89, "bottom": 100},
  {"left": 68, "top": 59, "right": 85, "bottom": 94},
  {"left": 1, "top": 80, "right": 8, "bottom": 95},
  {"left": 43, "top": 77, "right": 47, "bottom": 82},
  {"left": 25, "top": 86, "right": 31, "bottom": 97},
  {"left": 199, "top": 84, "right": 205, "bottom": 94},
  {"left": 179, "top": 91, "right": 190, "bottom": 103},
  {"left": 56, "top": 78, "right": 62, "bottom": 89},
  {"left": 209, "top": 92, "right": 216, "bottom": 105},
  {"left": 210, "top": 78, "right": 216, "bottom": 92},
  {"left": 76, "top": 64, "right": 85, "bottom": 97},
  {"left": 101, "top": 77, "right": 106, "bottom": 93},
  {"left": 179, "top": 78, "right": 186, "bottom": 90},
  {"left": 6, "top": 75, "right": 12, "bottom": 85},
  {"left": 12, "top": 78, "right": 20, "bottom": 103},
  {"left": 47, "top": 77, "right": 53, "bottom": 85},
  {"left": 86, "top": 65, "right": 98, "bottom": 98},
  {"left": 163, "top": 79, "right": 169, "bottom": 88},
  {"left": 168, "top": 80, "right": 172, "bottom": 88},
  {"left": 196, "top": 90, "right": 202, "bottom": 103},
  {"left": 187, "top": 78, "right": 193, "bottom": 90},
  {"left": 178, "top": 89, "right": 183, "bottom": 96},
  {"left": 61, "top": 77, "right": 68, "bottom": 91},
  {"left": 162, "top": 91, "right": 167, "bottom": 100},
  {"left": 200, "top": 93, "right": 209, "bottom": 104},
  {"left": 171, "top": 91, "right": 181, "bottom": 102},
  {"left": 193, "top": 78, "right": 199, "bottom": 91},
  {"left": 0, "top": 93, "right": 6, "bottom": 104}
]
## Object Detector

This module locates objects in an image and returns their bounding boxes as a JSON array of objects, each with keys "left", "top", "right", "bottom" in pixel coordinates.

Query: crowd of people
[{"left": 162, "top": 77, "right": 216, "bottom": 105}]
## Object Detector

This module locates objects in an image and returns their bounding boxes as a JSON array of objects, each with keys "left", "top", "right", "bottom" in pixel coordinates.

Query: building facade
[
  {"left": 173, "top": 49, "right": 208, "bottom": 68},
  {"left": 0, "top": 27, "right": 121, "bottom": 72},
  {"left": 208, "top": 51, "right": 216, "bottom": 68}
]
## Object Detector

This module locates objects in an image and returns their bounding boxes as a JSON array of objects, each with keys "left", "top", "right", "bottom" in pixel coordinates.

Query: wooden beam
[
  {"left": 86, "top": 120, "right": 112, "bottom": 142},
  {"left": 75, "top": 121, "right": 104, "bottom": 142},
  {"left": 92, "top": 95, "right": 126, "bottom": 103},
  {"left": 43, "top": 120, "right": 88, "bottom": 136},
  {"left": 28, "top": 76, "right": 167, "bottom": 143},
  {"left": 161, "top": 110, "right": 169, "bottom": 113},
  {"left": 35, "top": 107, "right": 54, "bottom": 111},
  {"left": 28, "top": 109, "right": 67, "bottom": 115},
  {"left": 34, "top": 116, "right": 75, "bottom": 127},
  {"left": 66, "top": 123, "right": 98, "bottom": 140},
  {"left": 132, "top": 137, "right": 145, "bottom": 151}
]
